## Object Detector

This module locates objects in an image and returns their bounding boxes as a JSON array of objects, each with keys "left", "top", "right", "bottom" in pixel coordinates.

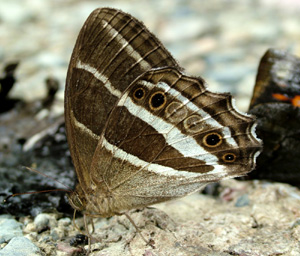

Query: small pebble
[
  {"left": 58, "top": 217, "right": 71, "bottom": 227},
  {"left": 34, "top": 213, "right": 57, "bottom": 232},
  {"left": 235, "top": 194, "right": 250, "bottom": 207}
]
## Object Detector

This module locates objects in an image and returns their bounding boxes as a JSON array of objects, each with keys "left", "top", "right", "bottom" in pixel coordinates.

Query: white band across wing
[
  {"left": 70, "top": 109, "right": 226, "bottom": 177},
  {"left": 139, "top": 80, "right": 238, "bottom": 147}
]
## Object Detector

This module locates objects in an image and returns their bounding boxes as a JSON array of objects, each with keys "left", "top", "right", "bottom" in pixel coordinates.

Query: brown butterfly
[{"left": 64, "top": 7, "right": 261, "bottom": 247}]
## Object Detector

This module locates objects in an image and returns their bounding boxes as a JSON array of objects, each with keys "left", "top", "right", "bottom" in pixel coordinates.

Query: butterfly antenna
[
  {"left": 3, "top": 166, "right": 73, "bottom": 203},
  {"left": 23, "top": 166, "right": 73, "bottom": 191},
  {"left": 4, "top": 189, "right": 72, "bottom": 203}
]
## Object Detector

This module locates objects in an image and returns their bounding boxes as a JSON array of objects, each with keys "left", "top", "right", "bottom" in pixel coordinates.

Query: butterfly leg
[
  {"left": 70, "top": 210, "right": 91, "bottom": 254},
  {"left": 84, "top": 214, "right": 92, "bottom": 255},
  {"left": 123, "top": 212, "right": 155, "bottom": 249},
  {"left": 72, "top": 210, "right": 80, "bottom": 232},
  {"left": 90, "top": 217, "right": 95, "bottom": 234}
]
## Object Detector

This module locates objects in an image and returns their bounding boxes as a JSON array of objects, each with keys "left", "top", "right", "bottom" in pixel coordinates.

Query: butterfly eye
[
  {"left": 149, "top": 91, "right": 166, "bottom": 110},
  {"left": 133, "top": 88, "right": 145, "bottom": 100},
  {"left": 222, "top": 153, "right": 236, "bottom": 162},
  {"left": 203, "top": 133, "right": 222, "bottom": 147},
  {"left": 67, "top": 193, "right": 85, "bottom": 211}
]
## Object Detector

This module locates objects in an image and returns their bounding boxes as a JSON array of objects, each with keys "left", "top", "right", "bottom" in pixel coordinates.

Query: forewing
[{"left": 64, "top": 8, "right": 178, "bottom": 188}]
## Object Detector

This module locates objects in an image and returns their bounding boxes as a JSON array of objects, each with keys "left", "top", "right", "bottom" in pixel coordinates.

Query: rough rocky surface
[
  {"left": 1, "top": 0, "right": 300, "bottom": 255},
  {"left": 1, "top": 180, "right": 300, "bottom": 255}
]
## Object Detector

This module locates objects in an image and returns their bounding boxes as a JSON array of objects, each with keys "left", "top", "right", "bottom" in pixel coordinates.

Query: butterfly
[
  {"left": 249, "top": 48, "right": 300, "bottom": 185},
  {"left": 64, "top": 7, "right": 262, "bottom": 245}
]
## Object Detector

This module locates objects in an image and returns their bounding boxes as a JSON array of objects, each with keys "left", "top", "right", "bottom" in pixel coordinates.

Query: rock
[
  {"left": 0, "top": 215, "right": 23, "bottom": 243},
  {"left": 0, "top": 237, "right": 41, "bottom": 256}
]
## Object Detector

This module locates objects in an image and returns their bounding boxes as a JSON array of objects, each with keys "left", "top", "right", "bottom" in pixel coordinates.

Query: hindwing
[{"left": 88, "top": 67, "right": 261, "bottom": 210}]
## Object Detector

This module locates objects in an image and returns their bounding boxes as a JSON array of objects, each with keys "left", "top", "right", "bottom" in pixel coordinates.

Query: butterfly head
[
  {"left": 67, "top": 186, "right": 87, "bottom": 212},
  {"left": 66, "top": 183, "right": 119, "bottom": 217}
]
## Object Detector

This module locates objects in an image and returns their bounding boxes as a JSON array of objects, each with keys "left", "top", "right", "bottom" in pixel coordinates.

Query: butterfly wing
[
  {"left": 89, "top": 67, "right": 262, "bottom": 213},
  {"left": 65, "top": 8, "right": 179, "bottom": 190}
]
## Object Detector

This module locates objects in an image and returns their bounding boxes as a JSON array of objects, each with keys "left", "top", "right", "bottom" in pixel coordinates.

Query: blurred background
[
  {"left": 0, "top": 2, "right": 299, "bottom": 253},
  {"left": 0, "top": 0, "right": 299, "bottom": 113}
]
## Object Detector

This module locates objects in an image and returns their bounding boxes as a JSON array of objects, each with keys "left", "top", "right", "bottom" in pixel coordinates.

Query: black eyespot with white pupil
[
  {"left": 150, "top": 92, "right": 166, "bottom": 110},
  {"left": 222, "top": 153, "right": 236, "bottom": 162},
  {"left": 203, "top": 133, "right": 222, "bottom": 147},
  {"left": 133, "top": 88, "right": 145, "bottom": 100}
]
